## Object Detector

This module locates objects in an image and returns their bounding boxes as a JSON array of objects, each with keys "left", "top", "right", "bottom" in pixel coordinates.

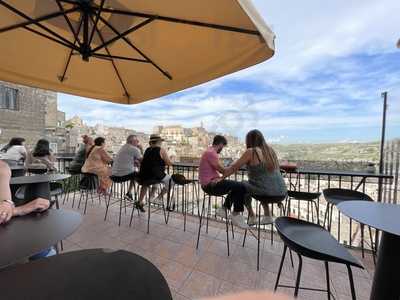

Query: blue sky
[{"left": 59, "top": 0, "right": 400, "bottom": 144}]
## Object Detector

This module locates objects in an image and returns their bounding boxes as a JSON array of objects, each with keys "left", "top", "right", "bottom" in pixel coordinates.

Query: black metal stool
[
  {"left": 62, "top": 167, "right": 81, "bottom": 206},
  {"left": 242, "top": 194, "right": 286, "bottom": 270},
  {"left": 104, "top": 175, "right": 137, "bottom": 226},
  {"left": 196, "top": 190, "right": 233, "bottom": 256},
  {"left": 284, "top": 190, "right": 321, "bottom": 224},
  {"left": 323, "top": 188, "right": 376, "bottom": 264},
  {"left": 274, "top": 217, "right": 363, "bottom": 300},
  {"left": 129, "top": 178, "right": 172, "bottom": 234},
  {"left": 169, "top": 174, "right": 199, "bottom": 231},
  {"left": 76, "top": 172, "right": 99, "bottom": 214}
]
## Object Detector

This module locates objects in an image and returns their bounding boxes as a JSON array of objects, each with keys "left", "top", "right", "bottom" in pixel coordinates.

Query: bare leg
[
  {"left": 127, "top": 180, "right": 135, "bottom": 194},
  {"left": 138, "top": 185, "right": 148, "bottom": 205},
  {"left": 261, "top": 202, "right": 271, "bottom": 216}
]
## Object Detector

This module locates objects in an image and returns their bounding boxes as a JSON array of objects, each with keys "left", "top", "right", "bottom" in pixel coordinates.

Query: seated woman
[
  {"left": 81, "top": 137, "right": 112, "bottom": 195},
  {"left": 136, "top": 134, "right": 173, "bottom": 212},
  {"left": 0, "top": 137, "right": 27, "bottom": 165},
  {"left": 0, "top": 160, "right": 55, "bottom": 259},
  {"left": 26, "top": 139, "right": 56, "bottom": 172},
  {"left": 223, "top": 129, "right": 287, "bottom": 226},
  {"left": 68, "top": 135, "right": 94, "bottom": 174}
]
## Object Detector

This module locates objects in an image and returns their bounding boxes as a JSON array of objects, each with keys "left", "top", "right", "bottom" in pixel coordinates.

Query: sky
[{"left": 59, "top": 0, "right": 400, "bottom": 144}]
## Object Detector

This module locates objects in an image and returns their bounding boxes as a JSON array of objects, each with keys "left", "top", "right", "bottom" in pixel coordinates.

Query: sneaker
[
  {"left": 125, "top": 192, "right": 133, "bottom": 201},
  {"left": 231, "top": 214, "right": 250, "bottom": 229},
  {"left": 247, "top": 215, "right": 258, "bottom": 226},
  {"left": 216, "top": 207, "right": 229, "bottom": 219},
  {"left": 260, "top": 216, "right": 275, "bottom": 224},
  {"left": 134, "top": 201, "right": 146, "bottom": 213}
]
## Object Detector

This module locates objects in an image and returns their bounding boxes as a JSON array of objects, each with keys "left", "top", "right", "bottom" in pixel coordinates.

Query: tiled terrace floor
[{"left": 60, "top": 194, "right": 375, "bottom": 300}]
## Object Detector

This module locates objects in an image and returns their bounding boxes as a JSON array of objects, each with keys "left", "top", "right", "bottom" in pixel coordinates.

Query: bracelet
[{"left": 2, "top": 199, "right": 15, "bottom": 207}]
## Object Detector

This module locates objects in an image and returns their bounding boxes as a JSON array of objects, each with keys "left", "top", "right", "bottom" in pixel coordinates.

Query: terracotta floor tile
[
  {"left": 160, "top": 261, "right": 192, "bottom": 290},
  {"left": 179, "top": 270, "right": 221, "bottom": 299}
]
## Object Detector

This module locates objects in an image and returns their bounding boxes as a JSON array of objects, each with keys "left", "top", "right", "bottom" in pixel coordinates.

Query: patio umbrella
[{"left": 0, "top": 0, "right": 275, "bottom": 104}]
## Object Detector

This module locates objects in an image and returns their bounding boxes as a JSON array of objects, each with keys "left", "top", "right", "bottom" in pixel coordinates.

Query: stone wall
[{"left": 0, "top": 81, "right": 54, "bottom": 149}]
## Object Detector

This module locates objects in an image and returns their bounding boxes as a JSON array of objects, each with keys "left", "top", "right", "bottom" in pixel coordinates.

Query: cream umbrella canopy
[{"left": 0, "top": 0, "right": 275, "bottom": 104}]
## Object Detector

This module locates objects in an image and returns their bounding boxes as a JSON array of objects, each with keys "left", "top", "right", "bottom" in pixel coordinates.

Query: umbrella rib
[
  {"left": 23, "top": 26, "right": 76, "bottom": 50},
  {"left": 0, "top": 5, "right": 78, "bottom": 34},
  {"left": 59, "top": 15, "right": 84, "bottom": 82},
  {"left": 0, "top": 1, "right": 78, "bottom": 50},
  {"left": 96, "top": 7, "right": 261, "bottom": 37},
  {"left": 91, "top": 17, "right": 156, "bottom": 53},
  {"left": 55, "top": 0, "right": 81, "bottom": 44},
  {"left": 90, "top": 15, "right": 130, "bottom": 102},
  {"left": 97, "top": 15, "right": 172, "bottom": 80},
  {"left": 88, "top": 0, "right": 106, "bottom": 46},
  {"left": 93, "top": 53, "right": 149, "bottom": 63}
]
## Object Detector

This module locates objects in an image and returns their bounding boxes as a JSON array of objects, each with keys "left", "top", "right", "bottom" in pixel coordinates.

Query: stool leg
[
  {"left": 196, "top": 194, "right": 206, "bottom": 249},
  {"left": 294, "top": 254, "right": 303, "bottom": 298},
  {"left": 104, "top": 184, "right": 113, "bottom": 221},
  {"left": 225, "top": 209, "right": 230, "bottom": 256},
  {"left": 242, "top": 229, "right": 247, "bottom": 247},
  {"left": 346, "top": 265, "right": 357, "bottom": 300},
  {"left": 325, "top": 261, "right": 331, "bottom": 300},
  {"left": 119, "top": 183, "right": 123, "bottom": 226},
  {"left": 83, "top": 191, "right": 89, "bottom": 215},
  {"left": 274, "top": 245, "right": 287, "bottom": 291},
  {"left": 368, "top": 226, "right": 376, "bottom": 265},
  {"left": 257, "top": 212, "right": 261, "bottom": 271},
  {"left": 183, "top": 185, "right": 187, "bottom": 232},
  {"left": 77, "top": 191, "right": 83, "bottom": 209},
  {"left": 55, "top": 195, "right": 60, "bottom": 209},
  {"left": 147, "top": 193, "right": 151, "bottom": 234},
  {"left": 323, "top": 204, "right": 330, "bottom": 229},
  {"left": 289, "top": 249, "right": 294, "bottom": 268},
  {"left": 361, "top": 224, "right": 365, "bottom": 258},
  {"left": 206, "top": 195, "right": 211, "bottom": 234}
]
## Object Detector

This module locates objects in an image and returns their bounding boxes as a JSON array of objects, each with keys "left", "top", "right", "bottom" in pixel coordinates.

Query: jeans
[{"left": 202, "top": 180, "right": 247, "bottom": 212}]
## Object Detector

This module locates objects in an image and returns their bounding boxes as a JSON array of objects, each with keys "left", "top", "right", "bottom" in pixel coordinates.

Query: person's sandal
[{"left": 134, "top": 201, "right": 146, "bottom": 213}]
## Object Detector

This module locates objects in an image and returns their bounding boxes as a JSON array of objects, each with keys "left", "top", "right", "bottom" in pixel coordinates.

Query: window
[{"left": 0, "top": 86, "right": 18, "bottom": 110}]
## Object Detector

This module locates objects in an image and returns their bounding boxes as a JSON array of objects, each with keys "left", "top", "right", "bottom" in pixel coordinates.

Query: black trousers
[{"left": 202, "top": 179, "right": 247, "bottom": 213}]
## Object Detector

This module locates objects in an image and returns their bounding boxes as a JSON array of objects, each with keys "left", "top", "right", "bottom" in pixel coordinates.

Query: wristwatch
[{"left": 2, "top": 199, "right": 15, "bottom": 207}]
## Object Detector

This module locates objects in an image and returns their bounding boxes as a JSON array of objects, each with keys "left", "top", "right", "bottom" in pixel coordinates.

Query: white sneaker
[
  {"left": 247, "top": 215, "right": 258, "bottom": 226},
  {"left": 260, "top": 216, "right": 275, "bottom": 224},
  {"left": 231, "top": 214, "right": 250, "bottom": 229},
  {"left": 216, "top": 207, "right": 229, "bottom": 219}
]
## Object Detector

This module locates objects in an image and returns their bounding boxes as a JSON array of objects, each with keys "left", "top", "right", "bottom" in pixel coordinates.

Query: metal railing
[{"left": 55, "top": 157, "right": 395, "bottom": 250}]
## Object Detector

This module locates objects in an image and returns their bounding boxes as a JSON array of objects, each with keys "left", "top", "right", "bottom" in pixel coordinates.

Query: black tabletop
[
  {"left": 0, "top": 249, "right": 172, "bottom": 300},
  {"left": 337, "top": 201, "right": 400, "bottom": 236},
  {"left": 9, "top": 173, "right": 70, "bottom": 185},
  {"left": 0, "top": 209, "right": 81, "bottom": 267}
]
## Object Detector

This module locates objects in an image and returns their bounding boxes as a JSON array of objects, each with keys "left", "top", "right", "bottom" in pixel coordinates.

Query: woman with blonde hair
[{"left": 223, "top": 129, "right": 287, "bottom": 226}]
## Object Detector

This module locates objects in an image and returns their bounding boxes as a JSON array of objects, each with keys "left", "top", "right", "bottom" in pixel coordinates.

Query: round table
[
  {"left": 0, "top": 209, "right": 81, "bottom": 268},
  {"left": 337, "top": 201, "right": 400, "bottom": 300},
  {"left": 9, "top": 174, "right": 70, "bottom": 203},
  {"left": 0, "top": 249, "right": 172, "bottom": 300}
]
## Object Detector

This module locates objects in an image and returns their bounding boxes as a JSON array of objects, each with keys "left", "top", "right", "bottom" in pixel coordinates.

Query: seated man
[
  {"left": 111, "top": 135, "right": 143, "bottom": 200},
  {"left": 68, "top": 135, "right": 94, "bottom": 174},
  {"left": 199, "top": 135, "right": 248, "bottom": 228},
  {"left": 0, "top": 160, "right": 55, "bottom": 259}
]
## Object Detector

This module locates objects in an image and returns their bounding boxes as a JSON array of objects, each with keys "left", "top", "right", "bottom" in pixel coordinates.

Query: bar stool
[
  {"left": 196, "top": 190, "right": 233, "bottom": 256},
  {"left": 104, "top": 175, "right": 137, "bottom": 226},
  {"left": 76, "top": 172, "right": 99, "bottom": 214},
  {"left": 242, "top": 194, "right": 286, "bottom": 270},
  {"left": 285, "top": 191, "right": 321, "bottom": 224},
  {"left": 274, "top": 217, "right": 363, "bottom": 299},
  {"left": 129, "top": 178, "right": 172, "bottom": 234},
  {"left": 62, "top": 167, "right": 81, "bottom": 205},
  {"left": 323, "top": 188, "right": 376, "bottom": 263},
  {"left": 169, "top": 174, "right": 199, "bottom": 231}
]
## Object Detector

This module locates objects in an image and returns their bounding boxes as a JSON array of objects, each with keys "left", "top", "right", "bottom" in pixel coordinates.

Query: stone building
[{"left": 0, "top": 80, "right": 49, "bottom": 149}]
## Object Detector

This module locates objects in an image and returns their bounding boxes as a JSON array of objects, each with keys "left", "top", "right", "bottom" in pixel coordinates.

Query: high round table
[
  {"left": 337, "top": 201, "right": 400, "bottom": 300},
  {"left": 9, "top": 174, "right": 70, "bottom": 204},
  {"left": 0, "top": 209, "right": 81, "bottom": 268},
  {"left": 0, "top": 249, "right": 172, "bottom": 300}
]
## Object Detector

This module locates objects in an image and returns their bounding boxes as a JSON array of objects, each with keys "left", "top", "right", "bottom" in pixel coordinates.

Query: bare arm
[
  {"left": 100, "top": 149, "right": 113, "bottom": 164},
  {"left": 160, "top": 148, "right": 173, "bottom": 167},
  {"left": 0, "top": 161, "right": 13, "bottom": 224},
  {"left": 223, "top": 149, "right": 251, "bottom": 177}
]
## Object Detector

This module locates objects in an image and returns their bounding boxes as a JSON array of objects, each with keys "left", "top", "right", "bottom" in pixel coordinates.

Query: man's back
[
  {"left": 199, "top": 147, "right": 220, "bottom": 186},
  {"left": 112, "top": 144, "right": 141, "bottom": 176}
]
